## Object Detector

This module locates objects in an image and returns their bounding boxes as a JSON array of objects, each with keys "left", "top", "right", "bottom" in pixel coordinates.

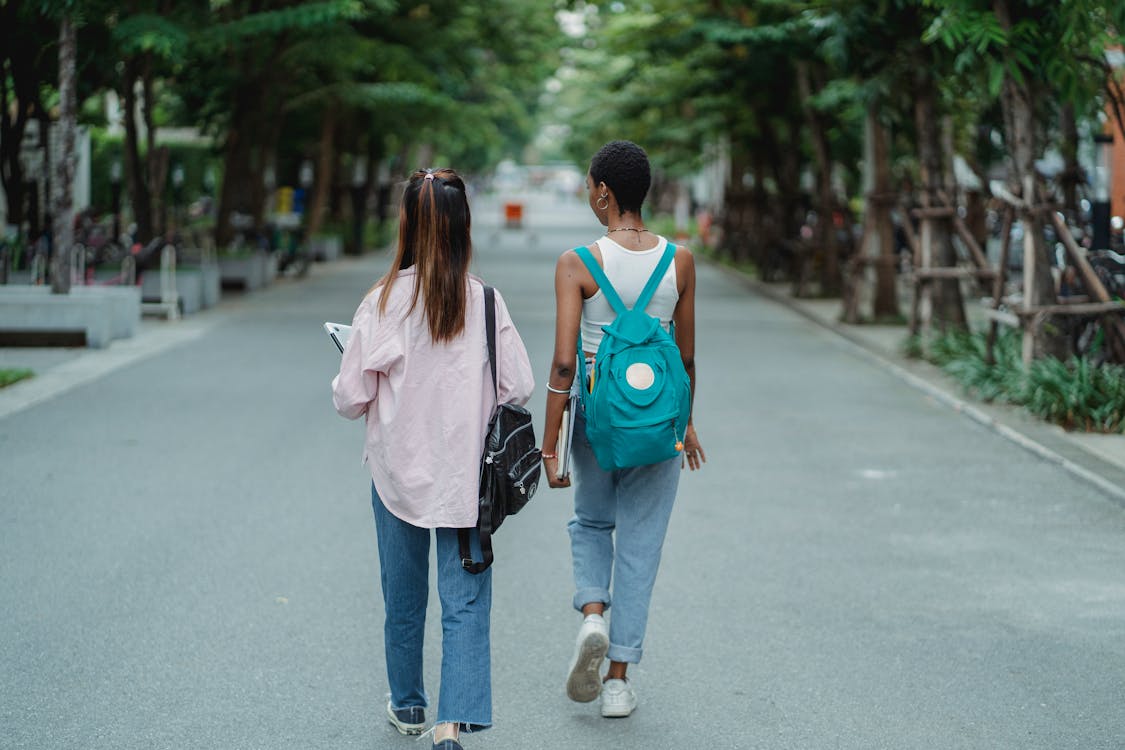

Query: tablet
[{"left": 324, "top": 322, "right": 352, "bottom": 354}]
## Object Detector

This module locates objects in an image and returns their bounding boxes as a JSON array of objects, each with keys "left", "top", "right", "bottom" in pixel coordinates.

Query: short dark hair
[{"left": 589, "top": 140, "right": 651, "bottom": 215}]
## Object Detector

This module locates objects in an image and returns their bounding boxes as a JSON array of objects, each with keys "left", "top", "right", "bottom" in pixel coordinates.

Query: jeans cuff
[
  {"left": 436, "top": 721, "right": 491, "bottom": 734},
  {"left": 573, "top": 587, "right": 611, "bottom": 612},
  {"left": 607, "top": 643, "right": 642, "bottom": 664}
]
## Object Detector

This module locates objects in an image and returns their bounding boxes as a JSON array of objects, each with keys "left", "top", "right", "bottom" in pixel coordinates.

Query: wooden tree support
[
  {"left": 981, "top": 190, "right": 1125, "bottom": 365},
  {"left": 907, "top": 194, "right": 996, "bottom": 340}
]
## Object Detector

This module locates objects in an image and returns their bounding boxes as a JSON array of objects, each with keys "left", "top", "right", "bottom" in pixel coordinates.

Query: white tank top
[{"left": 580, "top": 235, "right": 679, "bottom": 352}]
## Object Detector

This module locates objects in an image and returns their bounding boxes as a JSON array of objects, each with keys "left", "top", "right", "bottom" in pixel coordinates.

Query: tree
[
  {"left": 925, "top": 0, "right": 1125, "bottom": 357},
  {"left": 0, "top": 2, "right": 57, "bottom": 239},
  {"left": 51, "top": 11, "right": 77, "bottom": 294}
]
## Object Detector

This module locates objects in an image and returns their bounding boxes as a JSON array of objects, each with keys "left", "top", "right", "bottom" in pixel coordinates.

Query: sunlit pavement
[{"left": 2, "top": 190, "right": 1124, "bottom": 749}]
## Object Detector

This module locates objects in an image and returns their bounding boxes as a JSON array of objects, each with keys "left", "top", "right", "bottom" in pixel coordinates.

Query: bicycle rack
[
  {"left": 30, "top": 252, "right": 47, "bottom": 285},
  {"left": 70, "top": 243, "right": 87, "bottom": 285},
  {"left": 121, "top": 255, "right": 137, "bottom": 286},
  {"left": 140, "top": 244, "right": 180, "bottom": 320}
]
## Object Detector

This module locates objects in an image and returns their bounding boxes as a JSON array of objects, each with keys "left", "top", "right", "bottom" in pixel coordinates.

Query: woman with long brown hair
[{"left": 333, "top": 168, "right": 534, "bottom": 750}]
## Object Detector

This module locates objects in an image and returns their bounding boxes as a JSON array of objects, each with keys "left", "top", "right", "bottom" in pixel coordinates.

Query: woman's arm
[
  {"left": 332, "top": 296, "right": 396, "bottom": 420},
  {"left": 332, "top": 310, "right": 377, "bottom": 420},
  {"left": 542, "top": 250, "right": 588, "bottom": 487},
  {"left": 673, "top": 247, "right": 705, "bottom": 470}
]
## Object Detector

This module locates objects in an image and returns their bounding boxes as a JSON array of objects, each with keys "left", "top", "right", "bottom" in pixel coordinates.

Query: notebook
[{"left": 556, "top": 392, "right": 578, "bottom": 480}]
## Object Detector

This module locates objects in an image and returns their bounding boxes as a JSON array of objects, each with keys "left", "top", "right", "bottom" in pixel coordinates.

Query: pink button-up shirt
[{"left": 332, "top": 269, "right": 535, "bottom": 528}]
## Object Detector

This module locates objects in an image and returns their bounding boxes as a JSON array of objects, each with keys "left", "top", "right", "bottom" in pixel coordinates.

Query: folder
[{"left": 556, "top": 391, "right": 578, "bottom": 480}]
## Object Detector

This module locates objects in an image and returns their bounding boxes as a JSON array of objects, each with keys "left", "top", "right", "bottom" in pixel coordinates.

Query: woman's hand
[
  {"left": 543, "top": 454, "right": 571, "bottom": 488},
  {"left": 682, "top": 425, "right": 705, "bottom": 471}
]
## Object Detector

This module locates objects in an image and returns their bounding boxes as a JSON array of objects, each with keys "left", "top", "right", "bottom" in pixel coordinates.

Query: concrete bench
[{"left": 0, "top": 287, "right": 119, "bottom": 347}]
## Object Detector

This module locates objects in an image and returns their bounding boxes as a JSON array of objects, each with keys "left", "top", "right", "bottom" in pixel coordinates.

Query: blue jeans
[
  {"left": 568, "top": 409, "right": 681, "bottom": 664},
  {"left": 371, "top": 484, "right": 492, "bottom": 732}
]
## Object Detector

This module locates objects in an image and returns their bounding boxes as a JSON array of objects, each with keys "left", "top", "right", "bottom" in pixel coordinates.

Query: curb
[{"left": 721, "top": 267, "right": 1125, "bottom": 507}]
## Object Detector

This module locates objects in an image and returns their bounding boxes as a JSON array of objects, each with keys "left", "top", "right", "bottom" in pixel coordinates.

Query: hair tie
[{"left": 424, "top": 172, "right": 435, "bottom": 181}]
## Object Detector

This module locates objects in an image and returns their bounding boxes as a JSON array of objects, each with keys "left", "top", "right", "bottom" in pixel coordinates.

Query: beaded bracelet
[{"left": 541, "top": 453, "right": 557, "bottom": 460}]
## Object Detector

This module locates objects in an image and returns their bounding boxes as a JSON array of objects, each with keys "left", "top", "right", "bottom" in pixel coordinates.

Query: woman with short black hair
[{"left": 541, "top": 141, "right": 705, "bottom": 718}]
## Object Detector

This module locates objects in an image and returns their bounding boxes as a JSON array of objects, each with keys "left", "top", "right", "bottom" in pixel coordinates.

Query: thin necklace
[{"left": 607, "top": 227, "right": 648, "bottom": 234}]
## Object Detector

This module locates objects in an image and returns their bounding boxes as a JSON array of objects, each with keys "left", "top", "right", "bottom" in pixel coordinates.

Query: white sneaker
[
  {"left": 600, "top": 678, "right": 637, "bottom": 718},
  {"left": 565, "top": 614, "right": 609, "bottom": 702}
]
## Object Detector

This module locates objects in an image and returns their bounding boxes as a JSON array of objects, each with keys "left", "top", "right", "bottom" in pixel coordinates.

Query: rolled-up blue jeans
[
  {"left": 568, "top": 408, "right": 681, "bottom": 664},
  {"left": 371, "top": 483, "right": 492, "bottom": 732}
]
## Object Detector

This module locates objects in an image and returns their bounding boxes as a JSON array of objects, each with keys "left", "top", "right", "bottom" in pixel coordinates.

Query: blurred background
[{"left": 2, "top": 0, "right": 1125, "bottom": 419}]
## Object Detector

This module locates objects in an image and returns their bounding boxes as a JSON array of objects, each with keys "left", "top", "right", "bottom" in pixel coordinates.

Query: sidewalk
[{"left": 723, "top": 270, "right": 1125, "bottom": 505}]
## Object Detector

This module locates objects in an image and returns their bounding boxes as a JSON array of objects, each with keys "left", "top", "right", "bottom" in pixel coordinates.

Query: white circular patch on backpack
[{"left": 625, "top": 362, "right": 656, "bottom": 390}]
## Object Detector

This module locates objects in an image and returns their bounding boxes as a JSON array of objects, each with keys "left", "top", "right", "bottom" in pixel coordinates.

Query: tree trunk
[
  {"left": 50, "top": 16, "right": 77, "bottom": 295},
  {"left": 250, "top": 101, "right": 284, "bottom": 232},
  {"left": 121, "top": 58, "right": 153, "bottom": 244},
  {"left": 994, "top": 0, "right": 1066, "bottom": 360},
  {"left": 0, "top": 62, "right": 31, "bottom": 236},
  {"left": 142, "top": 55, "right": 169, "bottom": 240},
  {"left": 214, "top": 81, "right": 262, "bottom": 248},
  {"left": 304, "top": 104, "right": 338, "bottom": 242},
  {"left": 914, "top": 68, "right": 966, "bottom": 331},
  {"left": 1059, "top": 104, "right": 1081, "bottom": 220},
  {"left": 863, "top": 102, "right": 899, "bottom": 320},
  {"left": 796, "top": 62, "right": 841, "bottom": 297}
]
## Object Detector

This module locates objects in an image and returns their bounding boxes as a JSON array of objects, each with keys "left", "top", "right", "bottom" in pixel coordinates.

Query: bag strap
[
  {"left": 574, "top": 245, "right": 627, "bottom": 315},
  {"left": 461, "top": 284, "right": 498, "bottom": 575},
  {"left": 459, "top": 516, "right": 494, "bottom": 574},
  {"left": 484, "top": 285, "right": 498, "bottom": 401},
  {"left": 574, "top": 242, "right": 676, "bottom": 315},
  {"left": 636, "top": 243, "right": 677, "bottom": 311}
]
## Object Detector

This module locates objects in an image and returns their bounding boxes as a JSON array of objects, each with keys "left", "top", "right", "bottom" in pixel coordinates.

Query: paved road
[{"left": 3, "top": 192, "right": 1125, "bottom": 750}]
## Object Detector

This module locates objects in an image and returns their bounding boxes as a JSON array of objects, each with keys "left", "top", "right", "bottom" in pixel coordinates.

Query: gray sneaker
[
  {"left": 565, "top": 613, "right": 610, "bottom": 702},
  {"left": 386, "top": 700, "right": 426, "bottom": 735},
  {"left": 600, "top": 678, "right": 637, "bottom": 718}
]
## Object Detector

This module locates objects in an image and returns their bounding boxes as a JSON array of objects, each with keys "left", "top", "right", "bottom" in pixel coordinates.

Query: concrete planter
[
  {"left": 200, "top": 263, "right": 221, "bottom": 308},
  {"left": 311, "top": 235, "right": 342, "bottom": 262},
  {"left": 219, "top": 252, "right": 267, "bottom": 291},
  {"left": 70, "top": 286, "right": 141, "bottom": 339},
  {"left": 0, "top": 286, "right": 120, "bottom": 347},
  {"left": 264, "top": 252, "right": 278, "bottom": 284},
  {"left": 141, "top": 264, "right": 219, "bottom": 313}
]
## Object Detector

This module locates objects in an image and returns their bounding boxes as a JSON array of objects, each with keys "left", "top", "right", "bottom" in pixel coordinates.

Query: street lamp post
[
  {"left": 1092, "top": 133, "right": 1113, "bottom": 251},
  {"left": 110, "top": 158, "right": 122, "bottom": 242}
]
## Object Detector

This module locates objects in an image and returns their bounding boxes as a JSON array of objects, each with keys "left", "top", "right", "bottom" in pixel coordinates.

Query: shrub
[{"left": 912, "top": 329, "right": 1125, "bottom": 434}]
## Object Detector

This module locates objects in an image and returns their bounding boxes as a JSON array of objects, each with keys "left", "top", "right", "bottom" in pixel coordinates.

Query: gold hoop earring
[{"left": 596, "top": 195, "right": 609, "bottom": 211}]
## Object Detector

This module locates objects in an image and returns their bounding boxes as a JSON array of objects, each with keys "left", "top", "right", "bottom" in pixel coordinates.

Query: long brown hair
[{"left": 376, "top": 168, "right": 472, "bottom": 343}]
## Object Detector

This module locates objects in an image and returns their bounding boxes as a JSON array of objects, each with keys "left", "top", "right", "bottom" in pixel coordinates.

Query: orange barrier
[{"left": 504, "top": 203, "right": 523, "bottom": 229}]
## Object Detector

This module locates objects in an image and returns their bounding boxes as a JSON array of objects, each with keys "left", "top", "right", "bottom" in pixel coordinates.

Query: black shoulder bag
[{"left": 458, "top": 286, "right": 541, "bottom": 574}]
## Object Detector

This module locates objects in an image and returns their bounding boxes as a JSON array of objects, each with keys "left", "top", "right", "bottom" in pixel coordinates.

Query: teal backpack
[{"left": 575, "top": 244, "right": 692, "bottom": 472}]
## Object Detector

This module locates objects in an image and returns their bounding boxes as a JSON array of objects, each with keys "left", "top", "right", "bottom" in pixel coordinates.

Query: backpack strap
[
  {"left": 635, "top": 243, "right": 677, "bottom": 311},
  {"left": 575, "top": 243, "right": 676, "bottom": 315},
  {"left": 574, "top": 245, "right": 627, "bottom": 315}
]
